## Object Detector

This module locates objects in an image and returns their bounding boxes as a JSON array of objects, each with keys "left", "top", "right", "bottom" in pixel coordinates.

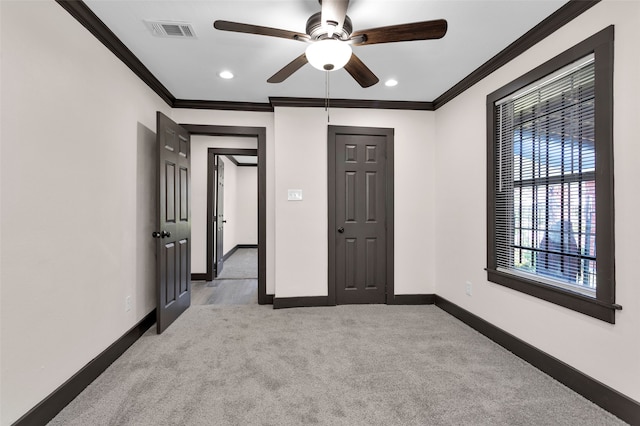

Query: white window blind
[{"left": 494, "top": 54, "right": 596, "bottom": 296}]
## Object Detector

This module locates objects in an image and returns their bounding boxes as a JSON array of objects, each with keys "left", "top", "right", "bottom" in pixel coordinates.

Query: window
[{"left": 486, "top": 26, "right": 618, "bottom": 323}]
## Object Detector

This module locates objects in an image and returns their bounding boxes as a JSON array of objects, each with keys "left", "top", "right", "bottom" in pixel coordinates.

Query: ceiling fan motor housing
[{"left": 306, "top": 12, "right": 353, "bottom": 40}]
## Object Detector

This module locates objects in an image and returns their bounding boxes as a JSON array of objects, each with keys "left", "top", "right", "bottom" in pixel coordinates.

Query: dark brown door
[
  {"left": 329, "top": 126, "right": 394, "bottom": 304},
  {"left": 214, "top": 158, "right": 225, "bottom": 277},
  {"left": 155, "top": 112, "right": 191, "bottom": 333}
]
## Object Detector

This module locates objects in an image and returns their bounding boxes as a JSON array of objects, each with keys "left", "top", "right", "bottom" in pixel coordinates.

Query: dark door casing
[
  {"left": 328, "top": 126, "right": 394, "bottom": 305},
  {"left": 156, "top": 112, "right": 191, "bottom": 333}
]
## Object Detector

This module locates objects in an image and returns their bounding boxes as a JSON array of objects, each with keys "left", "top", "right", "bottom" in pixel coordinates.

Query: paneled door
[
  {"left": 329, "top": 126, "right": 394, "bottom": 304},
  {"left": 155, "top": 112, "right": 191, "bottom": 333}
]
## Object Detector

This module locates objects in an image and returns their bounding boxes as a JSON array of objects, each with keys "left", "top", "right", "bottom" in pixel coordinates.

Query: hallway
[{"left": 191, "top": 248, "right": 258, "bottom": 306}]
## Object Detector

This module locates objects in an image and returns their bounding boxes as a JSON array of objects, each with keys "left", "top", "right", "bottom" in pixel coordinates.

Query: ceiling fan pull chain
[
  {"left": 325, "top": 71, "right": 328, "bottom": 111},
  {"left": 325, "top": 70, "right": 331, "bottom": 123}
]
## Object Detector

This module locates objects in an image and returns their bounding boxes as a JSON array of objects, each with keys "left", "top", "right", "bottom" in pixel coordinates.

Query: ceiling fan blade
[
  {"left": 267, "top": 53, "right": 309, "bottom": 83},
  {"left": 350, "top": 19, "right": 447, "bottom": 46},
  {"left": 321, "top": 0, "right": 349, "bottom": 35},
  {"left": 344, "top": 53, "right": 379, "bottom": 88},
  {"left": 214, "top": 20, "right": 310, "bottom": 42}
]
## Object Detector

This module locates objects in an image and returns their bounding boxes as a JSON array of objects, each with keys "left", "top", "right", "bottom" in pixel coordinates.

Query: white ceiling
[
  {"left": 84, "top": 0, "right": 569, "bottom": 104},
  {"left": 230, "top": 155, "right": 258, "bottom": 165}
]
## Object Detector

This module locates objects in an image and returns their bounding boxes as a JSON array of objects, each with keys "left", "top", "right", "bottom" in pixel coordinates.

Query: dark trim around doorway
[
  {"left": 327, "top": 125, "right": 394, "bottom": 306},
  {"left": 207, "top": 148, "right": 258, "bottom": 280},
  {"left": 181, "top": 125, "right": 271, "bottom": 305},
  {"left": 224, "top": 155, "right": 258, "bottom": 167}
]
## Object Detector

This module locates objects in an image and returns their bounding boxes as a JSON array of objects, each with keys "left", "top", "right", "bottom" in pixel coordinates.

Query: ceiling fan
[{"left": 213, "top": 0, "right": 447, "bottom": 88}]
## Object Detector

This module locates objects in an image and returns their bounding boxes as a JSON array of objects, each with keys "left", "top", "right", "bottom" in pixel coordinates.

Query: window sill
[{"left": 486, "top": 268, "right": 620, "bottom": 323}]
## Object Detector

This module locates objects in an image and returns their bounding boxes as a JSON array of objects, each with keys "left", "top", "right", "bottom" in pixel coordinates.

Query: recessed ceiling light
[
  {"left": 385, "top": 79, "right": 398, "bottom": 87},
  {"left": 219, "top": 71, "right": 234, "bottom": 79}
]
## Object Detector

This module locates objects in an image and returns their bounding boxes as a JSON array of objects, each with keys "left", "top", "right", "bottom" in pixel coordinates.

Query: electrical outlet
[
  {"left": 465, "top": 281, "right": 473, "bottom": 296},
  {"left": 125, "top": 296, "right": 132, "bottom": 312}
]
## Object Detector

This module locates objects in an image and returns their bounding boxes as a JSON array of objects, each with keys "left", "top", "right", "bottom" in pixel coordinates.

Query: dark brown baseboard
[
  {"left": 195, "top": 245, "right": 260, "bottom": 282},
  {"left": 272, "top": 294, "right": 435, "bottom": 308},
  {"left": 222, "top": 245, "right": 239, "bottom": 262},
  {"left": 14, "top": 296, "right": 638, "bottom": 425},
  {"left": 434, "top": 296, "right": 640, "bottom": 425},
  {"left": 264, "top": 294, "right": 274, "bottom": 305},
  {"left": 236, "top": 244, "right": 258, "bottom": 249},
  {"left": 388, "top": 294, "right": 435, "bottom": 305},
  {"left": 222, "top": 244, "right": 258, "bottom": 263},
  {"left": 13, "top": 310, "right": 156, "bottom": 426},
  {"left": 273, "top": 296, "right": 332, "bottom": 309},
  {"left": 273, "top": 294, "right": 434, "bottom": 308}
]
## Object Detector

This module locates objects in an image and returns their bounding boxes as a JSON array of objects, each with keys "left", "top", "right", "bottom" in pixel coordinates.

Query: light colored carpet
[
  {"left": 47, "top": 305, "right": 626, "bottom": 426},
  {"left": 206, "top": 279, "right": 258, "bottom": 305},
  {"left": 217, "top": 248, "right": 257, "bottom": 279}
]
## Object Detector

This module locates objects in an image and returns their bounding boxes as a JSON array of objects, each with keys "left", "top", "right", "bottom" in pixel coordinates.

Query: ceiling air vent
[{"left": 145, "top": 20, "right": 196, "bottom": 39}]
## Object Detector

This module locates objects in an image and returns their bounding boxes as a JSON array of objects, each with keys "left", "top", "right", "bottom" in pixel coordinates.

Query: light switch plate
[{"left": 287, "top": 189, "right": 303, "bottom": 201}]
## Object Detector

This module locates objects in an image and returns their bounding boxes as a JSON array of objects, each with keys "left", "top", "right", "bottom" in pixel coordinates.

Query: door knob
[
  {"left": 161, "top": 231, "right": 171, "bottom": 238},
  {"left": 337, "top": 227, "right": 345, "bottom": 233},
  {"left": 152, "top": 231, "right": 162, "bottom": 239}
]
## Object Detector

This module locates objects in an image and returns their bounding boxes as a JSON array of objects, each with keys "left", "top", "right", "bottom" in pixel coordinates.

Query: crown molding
[
  {"left": 173, "top": 99, "right": 273, "bottom": 112},
  {"left": 55, "top": 0, "right": 175, "bottom": 106},
  {"left": 58, "top": 0, "right": 600, "bottom": 112},
  {"left": 269, "top": 97, "right": 434, "bottom": 111},
  {"left": 432, "top": 0, "right": 601, "bottom": 109}
]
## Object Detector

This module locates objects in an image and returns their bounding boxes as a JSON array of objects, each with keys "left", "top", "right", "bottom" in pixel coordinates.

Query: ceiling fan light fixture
[
  {"left": 218, "top": 70, "right": 234, "bottom": 79},
  {"left": 305, "top": 39, "right": 352, "bottom": 71},
  {"left": 385, "top": 79, "right": 398, "bottom": 87}
]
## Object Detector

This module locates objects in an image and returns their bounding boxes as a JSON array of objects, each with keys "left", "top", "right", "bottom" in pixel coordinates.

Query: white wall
[
  {"left": 179, "top": 107, "right": 437, "bottom": 300},
  {"left": 0, "top": 1, "right": 171, "bottom": 424},
  {"left": 434, "top": 0, "right": 640, "bottom": 402},
  {"left": 235, "top": 166, "right": 258, "bottom": 246},
  {"left": 220, "top": 159, "right": 258, "bottom": 255},
  {"left": 190, "top": 136, "right": 256, "bottom": 274},
  {"left": 273, "top": 108, "right": 436, "bottom": 298}
]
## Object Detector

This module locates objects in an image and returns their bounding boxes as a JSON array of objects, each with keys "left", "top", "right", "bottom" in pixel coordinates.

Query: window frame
[{"left": 486, "top": 26, "right": 618, "bottom": 323}]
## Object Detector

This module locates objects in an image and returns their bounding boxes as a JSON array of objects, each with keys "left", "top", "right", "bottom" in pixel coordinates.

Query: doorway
[
  {"left": 182, "top": 125, "right": 270, "bottom": 305},
  {"left": 192, "top": 151, "right": 258, "bottom": 306},
  {"left": 210, "top": 150, "right": 258, "bottom": 279},
  {"left": 327, "top": 125, "right": 394, "bottom": 305}
]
